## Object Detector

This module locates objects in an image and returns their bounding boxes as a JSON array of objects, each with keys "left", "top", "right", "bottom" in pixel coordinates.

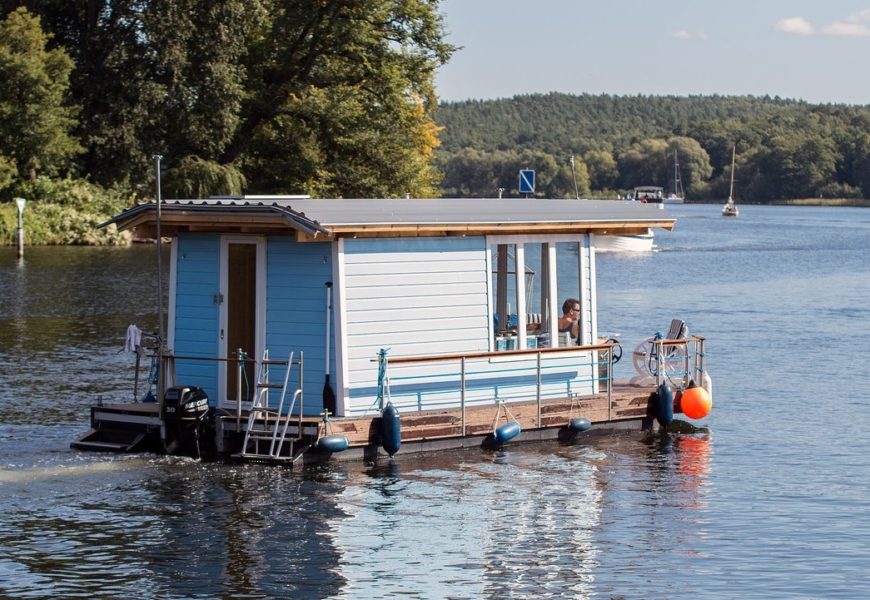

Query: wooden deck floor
[
  {"left": 92, "top": 382, "right": 658, "bottom": 457},
  {"left": 317, "top": 382, "right": 656, "bottom": 447}
]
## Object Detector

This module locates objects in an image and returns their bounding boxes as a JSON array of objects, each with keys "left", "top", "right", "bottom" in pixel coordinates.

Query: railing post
[
  {"left": 297, "top": 352, "right": 304, "bottom": 437},
  {"left": 655, "top": 339, "right": 664, "bottom": 387},
  {"left": 460, "top": 357, "right": 466, "bottom": 437},
  {"left": 236, "top": 348, "right": 243, "bottom": 432},
  {"left": 607, "top": 343, "right": 613, "bottom": 421},
  {"left": 536, "top": 351, "right": 542, "bottom": 427}
]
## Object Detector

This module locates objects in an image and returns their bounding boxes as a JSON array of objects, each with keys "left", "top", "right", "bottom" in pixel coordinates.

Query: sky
[{"left": 435, "top": 0, "right": 870, "bottom": 105}]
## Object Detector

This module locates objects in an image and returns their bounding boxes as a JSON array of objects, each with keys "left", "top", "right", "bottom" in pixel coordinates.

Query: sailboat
[
  {"left": 722, "top": 146, "right": 739, "bottom": 217},
  {"left": 665, "top": 149, "right": 685, "bottom": 203}
]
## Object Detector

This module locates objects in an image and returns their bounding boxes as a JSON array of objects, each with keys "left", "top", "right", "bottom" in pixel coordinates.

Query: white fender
[{"left": 701, "top": 371, "right": 713, "bottom": 401}]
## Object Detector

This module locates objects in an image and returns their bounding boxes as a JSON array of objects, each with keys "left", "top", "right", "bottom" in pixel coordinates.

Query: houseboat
[{"left": 72, "top": 197, "right": 712, "bottom": 463}]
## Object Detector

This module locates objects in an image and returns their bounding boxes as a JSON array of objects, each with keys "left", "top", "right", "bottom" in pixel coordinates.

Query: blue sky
[{"left": 435, "top": 1, "right": 870, "bottom": 105}]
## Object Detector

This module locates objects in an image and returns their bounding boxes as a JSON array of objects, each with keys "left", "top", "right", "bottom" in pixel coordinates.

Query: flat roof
[{"left": 103, "top": 196, "right": 676, "bottom": 240}]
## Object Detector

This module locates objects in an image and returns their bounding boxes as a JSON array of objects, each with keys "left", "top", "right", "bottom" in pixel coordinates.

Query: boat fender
[
  {"left": 316, "top": 434, "right": 349, "bottom": 453},
  {"left": 493, "top": 420, "right": 521, "bottom": 444},
  {"left": 380, "top": 402, "right": 401, "bottom": 456},
  {"left": 680, "top": 381, "right": 712, "bottom": 420},
  {"left": 701, "top": 372, "right": 713, "bottom": 401},
  {"left": 567, "top": 417, "right": 592, "bottom": 432},
  {"left": 654, "top": 382, "right": 674, "bottom": 428}
]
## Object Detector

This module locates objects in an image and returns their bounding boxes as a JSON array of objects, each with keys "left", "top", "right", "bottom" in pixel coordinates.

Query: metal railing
[
  {"left": 378, "top": 342, "right": 618, "bottom": 428},
  {"left": 651, "top": 335, "right": 707, "bottom": 389}
]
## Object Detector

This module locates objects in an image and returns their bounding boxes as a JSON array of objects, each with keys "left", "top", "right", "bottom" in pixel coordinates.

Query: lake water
[{"left": 2, "top": 204, "right": 869, "bottom": 598}]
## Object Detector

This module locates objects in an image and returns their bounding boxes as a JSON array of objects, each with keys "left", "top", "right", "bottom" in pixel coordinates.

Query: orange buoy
[{"left": 680, "top": 385, "right": 712, "bottom": 419}]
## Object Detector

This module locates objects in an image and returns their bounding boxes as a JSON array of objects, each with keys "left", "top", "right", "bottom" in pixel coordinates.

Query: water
[{"left": 2, "top": 205, "right": 870, "bottom": 598}]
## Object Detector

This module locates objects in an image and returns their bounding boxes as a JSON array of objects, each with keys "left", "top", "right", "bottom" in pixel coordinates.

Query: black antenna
[
  {"left": 570, "top": 155, "right": 580, "bottom": 199},
  {"left": 154, "top": 155, "right": 164, "bottom": 344}
]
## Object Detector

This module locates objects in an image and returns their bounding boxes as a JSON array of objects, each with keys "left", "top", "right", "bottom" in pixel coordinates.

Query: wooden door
[{"left": 226, "top": 243, "right": 257, "bottom": 402}]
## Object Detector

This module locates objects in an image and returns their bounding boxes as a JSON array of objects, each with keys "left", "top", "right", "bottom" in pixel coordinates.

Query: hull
[
  {"left": 592, "top": 232, "right": 655, "bottom": 252},
  {"left": 722, "top": 202, "right": 739, "bottom": 217}
]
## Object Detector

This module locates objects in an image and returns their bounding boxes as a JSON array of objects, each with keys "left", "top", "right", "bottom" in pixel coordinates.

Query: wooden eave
[{"left": 104, "top": 201, "right": 675, "bottom": 241}]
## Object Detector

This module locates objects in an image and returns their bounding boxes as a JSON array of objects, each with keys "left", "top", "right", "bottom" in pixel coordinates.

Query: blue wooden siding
[
  {"left": 173, "top": 234, "right": 220, "bottom": 403},
  {"left": 266, "top": 237, "right": 333, "bottom": 416}
]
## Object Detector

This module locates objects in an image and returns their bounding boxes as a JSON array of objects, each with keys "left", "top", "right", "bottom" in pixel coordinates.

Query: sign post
[
  {"left": 14, "top": 197, "right": 26, "bottom": 259},
  {"left": 518, "top": 169, "right": 535, "bottom": 197}
]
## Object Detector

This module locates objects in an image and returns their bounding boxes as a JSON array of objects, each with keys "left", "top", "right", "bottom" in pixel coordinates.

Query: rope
[
  {"left": 490, "top": 399, "right": 518, "bottom": 432},
  {"left": 375, "top": 348, "right": 391, "bottom": 411}
]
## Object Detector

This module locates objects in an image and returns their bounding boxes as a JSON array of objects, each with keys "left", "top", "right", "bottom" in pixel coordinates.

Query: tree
[
  {"left": 583, "top": 149, "right": 618, "bottom": 191},
  {"left": 667, "top": 136, "right": 712, "bottom": 197},
  {"left": 0, "top": 7, "right": 80, "bottom": 180},
  {"left": 617, "top": 139, "right": 670, "bottom": 189},
  {"left": 229, "top": 1, "right": 453, "bottom": 197},
  {"left": 6, "top": 0, "right": 453, "bottom": 197}
]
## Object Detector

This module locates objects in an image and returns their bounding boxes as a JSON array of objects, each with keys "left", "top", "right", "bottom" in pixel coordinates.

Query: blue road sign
[{"left": 518, "top": 169, "right": 535, "bottom": 194}]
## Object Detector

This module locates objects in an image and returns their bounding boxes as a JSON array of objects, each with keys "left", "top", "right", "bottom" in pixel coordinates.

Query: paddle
[{"left": 323, "top": 281, "right": 336, "bottom": 413}]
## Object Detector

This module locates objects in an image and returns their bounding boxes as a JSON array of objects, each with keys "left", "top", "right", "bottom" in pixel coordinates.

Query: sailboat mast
[
  {"left": 672, "top": 149, "right": 684, "bottom": 199},
  {"left": 728, "top": 145, "right": 736, "bottom": 201}
]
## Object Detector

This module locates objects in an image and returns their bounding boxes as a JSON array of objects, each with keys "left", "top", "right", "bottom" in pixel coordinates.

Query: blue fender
[
  {"left": 568, "top": 417, "right": 592, "bottom": 432},
  {"left": 493, "top": 420, "right": 521, "bottom": 444},
  {"left": 316, "top": 434, "right": 349, "bottom": 453},
  {"left": 380, "top": 402, "right": 401, "bottom": 456},
  {"left": 654, "top": 382, "right": 674, "bottom": 428}
]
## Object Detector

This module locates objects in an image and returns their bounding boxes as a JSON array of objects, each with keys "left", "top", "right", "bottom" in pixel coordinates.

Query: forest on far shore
[{"left": 434, "top": 93, "right": 870, "bottom": 201}]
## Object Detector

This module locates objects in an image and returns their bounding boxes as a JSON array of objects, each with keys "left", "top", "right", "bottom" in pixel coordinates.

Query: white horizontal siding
[
  {"left": 342, "top": 237, "right": 490, "bottom": 413},
  {"left": 339, "top": 236, "right": 597, "bottom": 415}
]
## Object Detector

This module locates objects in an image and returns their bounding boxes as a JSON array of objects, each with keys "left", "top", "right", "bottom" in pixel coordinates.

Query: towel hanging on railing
[{"left": 124, "top": 324, "right": 142, "bottom": 353}]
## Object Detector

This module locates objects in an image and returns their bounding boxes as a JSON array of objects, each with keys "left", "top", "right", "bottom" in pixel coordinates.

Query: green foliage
[
  {"left": 0, "top": 197, "right": 131, "bottom": 245},
  {"left": 4, "top": 0, "right": 454, "bottom": 199},
  {"left": 0, "top": 175, "right": 133, "bottom": 245},
  {"left": 11, "top": 176, "right": 134, "bottom": 213},
  {"left": 0, "top": 154, "right": 15, "bottom": 189},
  {"left": 163, "top": 156, "right": 246, "bottom": 198},
  {"left": 0, "top": 8, "right": 80, "bottom": 179},
  {"left": 436, "top": 93, "right": 870, "bottom": 200},
  {"left": 583, "top": 150, "right": 618, "bottom": 191}
]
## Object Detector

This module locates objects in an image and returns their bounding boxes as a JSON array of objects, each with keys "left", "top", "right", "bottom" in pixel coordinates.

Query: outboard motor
[{"left": 161, "top": 386, "right": 209, "bottom": 456}]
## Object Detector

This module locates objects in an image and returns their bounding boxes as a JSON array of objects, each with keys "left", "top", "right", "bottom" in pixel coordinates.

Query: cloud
[
  {"left": 673, "top": 30, "right": 708, "bottom": 41},
  {"left": 822, "top": 9, "right": 870, "bottom": 36},
  {"left": 774, "top": 16, "right": 815, "bottom": 35}
]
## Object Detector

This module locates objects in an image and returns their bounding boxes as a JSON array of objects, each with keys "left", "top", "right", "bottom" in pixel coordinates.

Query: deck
[
  {"left": 74, "top": 382, "right": 660, "bottom": 460},
  {"left": 214, "top": 381, "right": 658, "bottom": 461}
]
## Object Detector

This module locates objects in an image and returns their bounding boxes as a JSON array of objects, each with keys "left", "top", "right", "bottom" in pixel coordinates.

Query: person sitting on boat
[{"left": 558, "top": 298, "right": 581, "bottom": 342}]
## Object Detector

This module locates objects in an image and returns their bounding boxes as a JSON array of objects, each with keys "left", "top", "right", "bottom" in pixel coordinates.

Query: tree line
[{"left": 434, "top": 93, "right": 870, "bottom": 201}]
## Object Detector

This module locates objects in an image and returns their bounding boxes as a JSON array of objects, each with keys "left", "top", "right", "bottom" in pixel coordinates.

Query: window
[{"left": 488, "top": 235, "right": 591, "bottom": 352}]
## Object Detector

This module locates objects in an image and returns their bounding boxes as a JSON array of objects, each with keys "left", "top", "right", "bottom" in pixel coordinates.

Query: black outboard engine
[{"left": 161, "top": 386, "right": 209, "bottom": 456}]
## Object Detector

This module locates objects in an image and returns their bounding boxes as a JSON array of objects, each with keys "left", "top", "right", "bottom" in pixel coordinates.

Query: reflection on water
[
  {"left": 3, "top": 205, "right": 870, "bottom": 597},
  {"left": 0, "top": 432, "right": 709, "bottom": 598}
]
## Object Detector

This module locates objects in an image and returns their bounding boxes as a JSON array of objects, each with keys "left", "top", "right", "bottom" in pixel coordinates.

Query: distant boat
[
  {"left": 664, "top": 149, "right": 685, "bottom": 204},
  {"left": 592, "top": 230, "right": 654, "bottom": 252},
  {"left": 632, "top": 185, "right": 664, "bottom": 203},
  {"left": 722, "top": 146, "right": 739, "bottom": 217}
]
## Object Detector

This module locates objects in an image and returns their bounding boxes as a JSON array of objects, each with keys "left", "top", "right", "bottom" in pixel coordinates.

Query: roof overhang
[{"left": 101, "top": 197, "right": 676, "bottom": 241}]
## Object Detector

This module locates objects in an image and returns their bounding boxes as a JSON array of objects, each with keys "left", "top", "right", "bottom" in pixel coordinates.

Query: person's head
[{"left": 562, "top": 298, "right": 581, "bottom": 317}]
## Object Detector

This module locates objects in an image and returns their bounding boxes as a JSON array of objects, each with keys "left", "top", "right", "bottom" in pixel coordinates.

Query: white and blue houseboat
[{"left": 72, "top": 197, "right": 711, "bottom": 462}]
